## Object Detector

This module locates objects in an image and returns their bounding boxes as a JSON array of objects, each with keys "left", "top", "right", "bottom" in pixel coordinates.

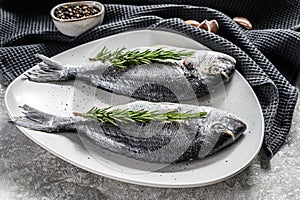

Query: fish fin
[
  {"left": 24, "top": 55, "right": 75, "bottom": 82},
  {"left": 12, "top": 105, "right": 66, "bottom": 133},
  {"left": 11, "top": 117, "right": 58, "bottom": 132},
  {"left": 35, "top": 54, "right": 64, "bottom": 69}
]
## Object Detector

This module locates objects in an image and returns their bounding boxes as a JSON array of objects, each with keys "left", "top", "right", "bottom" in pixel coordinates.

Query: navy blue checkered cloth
[{"left": 1, "top": 0, "right": 299, "bottom": 158}]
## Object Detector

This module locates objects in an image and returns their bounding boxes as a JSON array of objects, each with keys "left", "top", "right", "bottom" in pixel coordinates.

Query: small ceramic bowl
[{"left": 50, "top": 1, "right": 105, "bottom": 37}]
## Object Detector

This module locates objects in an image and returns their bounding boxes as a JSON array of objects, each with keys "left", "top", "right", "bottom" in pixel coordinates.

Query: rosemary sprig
[
  {"left": 89, "top": 47, "right": 194, "bottom": 68},
  {"left": 74, "top": 106, "right": 207, "bottom": 126}
]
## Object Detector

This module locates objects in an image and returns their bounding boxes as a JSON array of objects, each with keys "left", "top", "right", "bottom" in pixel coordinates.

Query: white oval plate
[{"left": 5, "top": 29, "right": 264, "bottom": 188}]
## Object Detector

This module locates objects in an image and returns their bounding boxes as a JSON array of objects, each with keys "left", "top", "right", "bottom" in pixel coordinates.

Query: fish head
[
  {"left": 188, "top": 51, "right": 236, "bottom": 82},
  {"left": 210, "top": 113, "right": 247, "bottom": 153}
]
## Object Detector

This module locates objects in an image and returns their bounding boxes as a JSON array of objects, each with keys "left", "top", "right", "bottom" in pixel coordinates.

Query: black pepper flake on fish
[
  {"left": 25, "top": 46, "right": 236, "bottom": 102},
  {"left": 10, "top": 101, "right": 246, "bottom": 163}
]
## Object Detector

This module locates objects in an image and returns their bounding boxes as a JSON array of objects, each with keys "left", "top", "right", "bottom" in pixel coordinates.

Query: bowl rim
[{"left": 50, "top": 1, "right": 105, "bottom": 22}]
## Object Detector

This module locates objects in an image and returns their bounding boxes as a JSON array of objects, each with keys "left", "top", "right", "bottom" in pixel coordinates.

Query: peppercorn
[{"left": 54, "top": 4, "right": 101, "bottom": 20}]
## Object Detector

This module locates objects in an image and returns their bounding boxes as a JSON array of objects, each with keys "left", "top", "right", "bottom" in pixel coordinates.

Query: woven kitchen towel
[{"left": 0, "top": 0, "right": 299, "bottom": 158}]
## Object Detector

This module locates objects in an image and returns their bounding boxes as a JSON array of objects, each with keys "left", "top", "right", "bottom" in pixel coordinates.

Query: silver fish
[
  {"left": 11, "top": 101, "right": 246, "bottom": 163},
  {"left": 25, "top": 46, "right": 236, "bottom": 102}
]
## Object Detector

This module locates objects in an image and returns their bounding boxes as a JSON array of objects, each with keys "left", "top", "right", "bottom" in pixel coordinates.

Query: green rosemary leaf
[
  {"left": 90, "top": 47, "right": 194, "bottom": 68},
  {"left": 82, "top": 106, "right": 207, "bottom": 126}
]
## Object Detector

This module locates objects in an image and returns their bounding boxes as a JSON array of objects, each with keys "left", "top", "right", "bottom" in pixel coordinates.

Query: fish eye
[
  {"left": 211, "top": 123, "right": 226, "bottom": 132},
  {"left": 209, "top": 65, "right": 222, "bottom": 74}
]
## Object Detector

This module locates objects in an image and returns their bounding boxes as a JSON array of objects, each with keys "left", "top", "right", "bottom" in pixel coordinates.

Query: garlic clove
[
  {"left": 233, "top": 17, "right": 253, "bottom": 30},
  {"left": 185, "top": 20, "right": 200, "bottom": 27},
  {"left": 185, "top": 19, "right": 219, "bottom": 34},
  {"left": 199, "top": 20, "right": 210, "bottom": 32},
  {"left": 208, "top": 19, "right": 219, "bottom": 34}
]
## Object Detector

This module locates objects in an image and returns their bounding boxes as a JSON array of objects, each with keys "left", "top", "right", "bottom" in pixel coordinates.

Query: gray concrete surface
[{"left": 0, "top": 76, "right": 300, "bottom": 200}]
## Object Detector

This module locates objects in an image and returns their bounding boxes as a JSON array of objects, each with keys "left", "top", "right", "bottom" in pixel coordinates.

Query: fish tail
[
  {"left": 24, "top": 54, "right": 75, "bottom": 82},
  {"left": 11, "top": 105, "right": 76, "bottom": 133}
]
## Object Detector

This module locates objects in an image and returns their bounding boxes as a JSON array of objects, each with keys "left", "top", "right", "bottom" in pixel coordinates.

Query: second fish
[{"left": 25, "top": 46, "right": 236, "bottom": 102}]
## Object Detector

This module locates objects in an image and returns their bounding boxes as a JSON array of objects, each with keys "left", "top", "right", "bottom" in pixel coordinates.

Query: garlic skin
[{"left": 233, "top": 17, "right": 253, "bottom": 30}]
